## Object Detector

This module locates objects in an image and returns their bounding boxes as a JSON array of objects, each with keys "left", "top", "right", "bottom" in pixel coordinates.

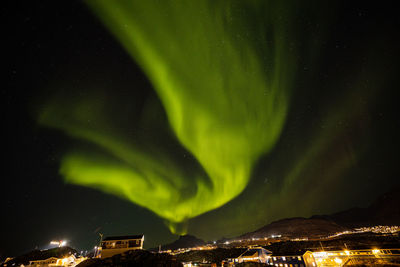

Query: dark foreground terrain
[
  {"left": 76, "top": 250, "right": 182, "bottom": 267},
  {"left": 1, "top": 247, "right": 76, "bottom": 266}
]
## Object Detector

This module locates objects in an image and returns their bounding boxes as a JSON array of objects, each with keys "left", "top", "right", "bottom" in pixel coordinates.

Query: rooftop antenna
[
  {"left": 95, "top": 233, "right": 103, "bottom": 258},
  {"left": 319, "top": 241, "right": 325, "bottom": 251}
]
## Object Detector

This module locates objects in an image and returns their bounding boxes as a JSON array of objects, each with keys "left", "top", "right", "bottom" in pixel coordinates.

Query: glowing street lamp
[
  {"left": 50, "top": 240, "right": 67, "bottom": 247},
  {"left": 372, "top": 249, "right": 380, "bottom": 254},
  {"left": 334, "top": 257, "right": 342, "bottom": 264}
]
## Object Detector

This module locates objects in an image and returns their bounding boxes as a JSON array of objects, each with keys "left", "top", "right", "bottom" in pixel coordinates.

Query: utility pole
[
  {"left": 319, "top": 241, "right": 325, "bottom": 251},
  {"left": 95, "top": 233, "right": 103, "bottom": 258}
]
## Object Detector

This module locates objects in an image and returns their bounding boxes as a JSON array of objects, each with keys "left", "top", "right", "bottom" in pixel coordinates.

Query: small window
[
  {"left": 282, "top": 257, "right": 286, "bottom": 261},
  {"left": 298, "top": 256, "right": 301, "bottom": 261}
]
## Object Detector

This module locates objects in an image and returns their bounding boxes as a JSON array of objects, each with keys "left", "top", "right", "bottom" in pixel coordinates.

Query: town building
[
  {"left": 312, "top": 248, "right": 400, "bottom": 266},
  {"left": 238, "top": 247, "right": 272, "bottom": 264},
  {"left": 29, "top": 255, "right": 80, "bottom": 266},
  {"left": 223, "top": 247, "right": 272, "bottom": 265},
  {"left": 270, "top": 251, "right": 316, "bottom": 267},
  {"left": 99, "top": 234, "right": 144, "bottom": 258}
]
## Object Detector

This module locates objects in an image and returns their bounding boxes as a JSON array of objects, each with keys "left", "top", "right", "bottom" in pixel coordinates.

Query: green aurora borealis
[
  {"left": 5, "top": 0, "right": 400, "bottom": 257},
  {"left": 39, "top": 0, "right": 296, "bottom": 233},
  {"left": 35, "top": 0, "right": 398, "bottom": 240}
]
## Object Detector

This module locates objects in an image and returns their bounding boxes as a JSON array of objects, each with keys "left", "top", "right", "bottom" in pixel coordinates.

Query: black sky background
[{"left": 2, "top": 0, "right": 400, "bottom": 258}]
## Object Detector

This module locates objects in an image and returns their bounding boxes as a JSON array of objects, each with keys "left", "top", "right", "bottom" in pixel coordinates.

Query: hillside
[
  {"left": 76, "top": 250, "right": 181, "bottom": 267},
  {"left": 1, "top": 247, "right": 77, "bottom": 266},
  {"left": 238, "top": 187, "right": 400, "bottom": 240},
  {"left": 240, "top": 217, "right": 349, "bottom": 240},
  {"left": 330, "top": 186, "right": 400, "bottom": 227}
]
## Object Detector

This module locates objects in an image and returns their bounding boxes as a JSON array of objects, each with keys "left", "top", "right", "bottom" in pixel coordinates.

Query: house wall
[
  {"left": 100, "top": 237, "right": 143, "bottom": 258},
  {"left": 101, "top": 247, "right": 141, "bottom": 258},
  {"left": 271, "top": 256, "right": 306, "bottom": 267}
]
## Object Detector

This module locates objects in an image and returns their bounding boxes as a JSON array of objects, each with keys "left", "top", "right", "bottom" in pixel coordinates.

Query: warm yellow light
[
  {"left": 372, "top": 249, "right": 380, "bottom": 254},
  {"left": 334, "top": 258, "right": 342, "bottom": 264},
  {"left": 344, "top": 250, "right": 350, "bottom": 255},
  {"left": 314, "top": 251, "right": 327, "bottom": 258}
]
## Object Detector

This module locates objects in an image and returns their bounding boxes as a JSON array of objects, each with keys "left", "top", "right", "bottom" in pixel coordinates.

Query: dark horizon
[{"left": 3, "top": 0, "right": 400, "bottom": 258}]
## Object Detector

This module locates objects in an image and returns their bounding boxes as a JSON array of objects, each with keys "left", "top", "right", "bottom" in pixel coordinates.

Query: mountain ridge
[
  {"left": 241, "top": 185, "right": 400, "bottom": 240},
  {"left": 159, "top": 187, "right": 400, "bottom": 249}
]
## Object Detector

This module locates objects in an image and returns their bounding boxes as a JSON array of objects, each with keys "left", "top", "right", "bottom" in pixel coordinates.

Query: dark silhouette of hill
[
  {"left": 76, "top": 250, "right": 182, "bottom": 267},
  {"left": 240, "top": 217, "right": 350, "bottom": 240},
  {"left": 239, "top": 187, "right": 400, "bottom": 240},
  {"left": 329, "top": 185, "right": 400, "bottom": 227},
  {"left": 152, "top": 235, "right": 206, "bottom": 251},
  {"left": 1, "top": 246, "right": 76, "bottom": 266}
]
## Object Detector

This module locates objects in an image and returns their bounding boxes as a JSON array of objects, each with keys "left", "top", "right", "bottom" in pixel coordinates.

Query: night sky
[{"left": 3, "top": 0, "right": 400, "bottom": 258}]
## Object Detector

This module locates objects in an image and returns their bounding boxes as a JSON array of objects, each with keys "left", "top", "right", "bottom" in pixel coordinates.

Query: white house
[{"left": 99, "top": 235, "right": 144, "bottom": 258}]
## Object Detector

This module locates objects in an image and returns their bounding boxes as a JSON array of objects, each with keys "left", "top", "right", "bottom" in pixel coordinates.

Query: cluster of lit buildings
[
  {"left": 29, "top": 255, "right": 87, "bottom": 267},
  {"left": 162, "top": 244, "right": 218, "bottom": 255},
  {"left": 321, "top": 225, "right": 400, "bottom": 240},
  {"left": 354, "top": 225, "right": 400, "bottom": 234},
  {"left": 1, "top": 236, "right": 144, "bottom": 267},
  {"left": 220, "top": 248, "right": 400, "bottom": 267},
  {"left": 252, "top": 225, "right": 400, "bottom": 243}
]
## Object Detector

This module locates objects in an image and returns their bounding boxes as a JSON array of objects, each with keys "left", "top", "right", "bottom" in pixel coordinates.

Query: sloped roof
[
  {"left": 239, "top": 248, "right": 273, "bottom": 258},
  {"left": 241, "top": 250, "right": 258, "bottom": 257},
  {"left": 103, "top": 235, "right": 144, "bottom": 241},
  {"left": 30, "top": 257, "right": 59, "bottom": 262}
]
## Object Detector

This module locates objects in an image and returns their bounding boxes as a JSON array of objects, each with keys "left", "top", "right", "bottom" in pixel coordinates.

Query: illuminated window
[
  {"left": 282, "top": 257, "right": 286, "bottom": 261},
  {"left": 298, "top": 256, "right": 301, "bottom": 261}
]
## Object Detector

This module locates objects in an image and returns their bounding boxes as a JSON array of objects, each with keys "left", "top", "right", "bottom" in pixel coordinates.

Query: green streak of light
[{"left": 40, "top": 0, "right": 295, "bottom": 232}]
